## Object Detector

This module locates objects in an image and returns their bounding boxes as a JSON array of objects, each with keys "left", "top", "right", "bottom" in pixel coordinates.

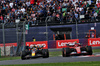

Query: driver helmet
[
  {"left": 75, "top": 41, "right": 77, "bottom": 43},
  {"left": 33, "top": 44, "right": 36, "bottom": 48}
]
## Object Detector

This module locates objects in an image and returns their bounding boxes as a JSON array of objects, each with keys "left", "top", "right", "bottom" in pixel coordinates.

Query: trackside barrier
[
  {"left": 0, "top": 46, "right": 10, "bottom": 56},
  {"left": 6, "top": 46, "right": 10, "bottom": 56},
  {"left": 10, "top": 46, "right": 17, "bottom": 56},
  {"left": 0, "top": 38, "right": 100, "bottom": 56},
  {"left": 0, "top": 38, "right": 100, "bottom": 50},
  {"left": 88, "top": 38, "right": 100, "bottom": 47},
  {"left": 0, "top": 43, "right": 17, "bottom": 47}
]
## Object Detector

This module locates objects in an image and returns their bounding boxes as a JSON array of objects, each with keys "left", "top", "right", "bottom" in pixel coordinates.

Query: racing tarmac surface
[{"left": 0, "top": 53, "right": 100, "bottom": 65}]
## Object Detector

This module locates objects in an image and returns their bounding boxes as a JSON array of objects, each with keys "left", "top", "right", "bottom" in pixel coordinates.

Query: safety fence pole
[{"left": 2, "top": 23, "right": 6, "bottom": 56}]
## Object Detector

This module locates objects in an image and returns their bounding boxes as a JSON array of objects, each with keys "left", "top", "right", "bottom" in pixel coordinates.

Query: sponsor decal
[
  {"left": 0, "top": 41, "right": 48, "bottom": 49},
  {"left": 56, "top": 39, "right": 79, "bottom": 48},
  {"left": 0, "top": 43, "right": 17, "bottom": 47},
  {"left": 88, "top": 38, "right": 100, "bottom": 46},
  {"left": 26, "top": 41, "right": 48, "bottom": 49}
]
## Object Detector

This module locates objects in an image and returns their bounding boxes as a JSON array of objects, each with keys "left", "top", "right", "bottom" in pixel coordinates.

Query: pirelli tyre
[
  {"left": 42, "top": 49, "right": 49, "bottom": 58},
  {"left": 86, "top": 46, "right": 93, "bottom": 55},
  {"left": 21, "top": 51, "right": 26, "bottom": 60},
  {"left": 62, "top": 48, "right": 65, "bottom": 57},
  {"left": 62, "top": 48, "right": 70, "bottom": 57}
]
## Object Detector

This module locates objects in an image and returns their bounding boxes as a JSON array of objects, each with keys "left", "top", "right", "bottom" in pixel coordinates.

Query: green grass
[
  {"left": 49, "top": 51, "right": 62, "bottom": 57},
  {"left": 0, "top": 56, "right": 21, "bottom": 61},
  {"left": 0, "top": 61, "right": 100, "bottom": 66},
  {"left": 0, "top": 49, "right": 100, "bottom": 61},
  {"left": 93, "top": 49, "right": 100, "bottom": 53}
]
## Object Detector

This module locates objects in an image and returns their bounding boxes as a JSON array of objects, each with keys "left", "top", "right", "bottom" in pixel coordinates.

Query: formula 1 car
[
  {"left": 62, "top": 42, "right": 93, "bottom": 57},
  {"left": 21, "top": 45, "right": 49, "bottom": 60}
]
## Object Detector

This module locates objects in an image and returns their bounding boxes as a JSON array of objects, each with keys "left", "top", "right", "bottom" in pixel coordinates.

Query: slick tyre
[
  {"left": 86, "top": 46, "right": 93, "bottom": 55},
  {"left": 21, "top": 51, "right": 26, "bottom": 60},
  {"left": 62, "top": 48, "right": 66, "bottom": 57},
  {"left": 63, "top": 48, "right": 70, "bottom": 57},
  {"left": 42, "top": 49, "right": 49, "bottom": 58}
]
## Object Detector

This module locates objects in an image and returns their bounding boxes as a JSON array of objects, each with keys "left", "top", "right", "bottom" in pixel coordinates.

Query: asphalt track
[
  {"left": 0, "top": 48, "right": 100, "bottom": 65},
  {"left": 0, "top": 53, "right": 100, "bottom": 65}
]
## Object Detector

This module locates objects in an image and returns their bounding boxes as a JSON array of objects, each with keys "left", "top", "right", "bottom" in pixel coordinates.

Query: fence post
[
  {"left": 45, "top": 16, "right": 50, "bottom": 41},
  {"left": 23, "top": 22, "right": 26, "bottom": 51},
  {"left": 2, "top": 23, "right": 6, "bottom": 56},
  {"left": 75, "top": 19, "right": 78, "bottom": 39},
  {"left": 0, "top": 48, "right": 1, "bottom": 57}
]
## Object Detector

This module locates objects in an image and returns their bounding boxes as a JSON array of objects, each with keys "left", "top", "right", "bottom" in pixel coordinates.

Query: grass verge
[
  {"left": 0, "top": 61, "right": 100, "bottom": 66},
  {"left": 93, "top": 49, "right": 100, "bottom": 53},
  {"left": 0, "top": 56, "right": 20, "bottom": 61}
]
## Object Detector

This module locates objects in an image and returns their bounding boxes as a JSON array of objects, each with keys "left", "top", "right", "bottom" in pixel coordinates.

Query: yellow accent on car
[{"left": 32, "top": 52, "right": 35, "bottom": 56}]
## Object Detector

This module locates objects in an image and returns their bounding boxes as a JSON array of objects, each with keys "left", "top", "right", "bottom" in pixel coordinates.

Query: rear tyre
[
  {"left": 62, "top": 48, "right": 70, "bottom": 57},
  {"left": 42, "top": 49, "right": 49, "bottom": 58},
  {"left": 86, "top": 46, "right": 92, "bottom": 55},
  {"left": 21, "top": 51, "right": 26, "bottom": 60},
  {"left": 66, "top": 48, "right": 71, "bottom": 57},
  {"left": 62, "top": 48, "right": 65, "bottom": 57}
]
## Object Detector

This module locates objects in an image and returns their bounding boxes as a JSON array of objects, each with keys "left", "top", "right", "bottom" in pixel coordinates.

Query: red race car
[{"left": 62, "top": 42, "right": 93, "bottom": 57}]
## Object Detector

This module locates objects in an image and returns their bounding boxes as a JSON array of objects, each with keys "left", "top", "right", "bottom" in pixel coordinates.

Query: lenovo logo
[
  {"left": 58, "top": 42, "right": 73, "bottom": 47},
  {"left": 27, "top": 43, "right": 47, "bottom": 47},
  {"left": 89, "top": 40, "right": 100, "bottom": 45},
  {"left": 37, "top": 44, "right": 47, "bottom": 47}
]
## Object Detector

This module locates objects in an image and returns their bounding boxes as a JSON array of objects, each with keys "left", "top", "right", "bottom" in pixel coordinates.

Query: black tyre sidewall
[
  {"left": 86, "top": 46, "right": 92, "bottom": 55},
  {"left": 42, "top": 49, "right": 49, "bottom": 58},
  {"left": 21, "top": 51, "right": 26, "bottom": 60},
  {"left": 63, "top": 48, "right": 70, "bottom": 57}
]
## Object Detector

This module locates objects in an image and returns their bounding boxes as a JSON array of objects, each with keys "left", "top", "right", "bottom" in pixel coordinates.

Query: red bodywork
[
  {"left": 62, "top": 43, "right": 92, "bottom": 57},
  {"left": 66, "top": 43, "right": 85, "bottom": 55}
]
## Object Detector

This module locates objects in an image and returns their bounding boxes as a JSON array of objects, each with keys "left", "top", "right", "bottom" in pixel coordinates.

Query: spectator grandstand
[{"left": 0, "top": 0, "right": 100, "bottom": 27}]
